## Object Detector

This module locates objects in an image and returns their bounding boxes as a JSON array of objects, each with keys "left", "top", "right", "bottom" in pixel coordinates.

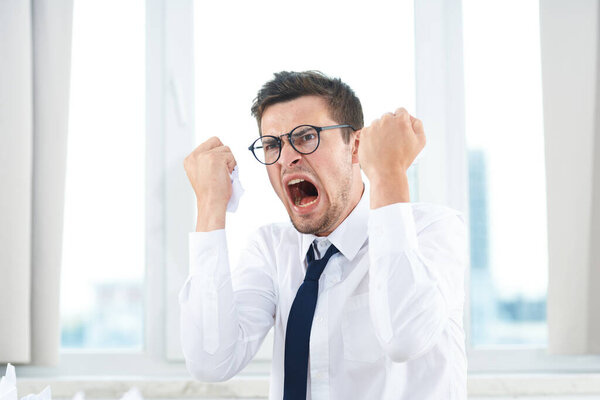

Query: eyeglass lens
[{"left": 255, "top": 126, "right": 319, "bottom": 164}]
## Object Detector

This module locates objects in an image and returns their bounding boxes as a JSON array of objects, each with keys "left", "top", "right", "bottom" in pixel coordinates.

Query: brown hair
[{"left": 250, "top": 70, "right": 364, "bottom": 143}]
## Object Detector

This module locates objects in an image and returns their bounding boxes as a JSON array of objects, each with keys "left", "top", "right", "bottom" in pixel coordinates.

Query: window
[
  {"left": 462, "top": 0, "right": 548, "bottom": 347},
  {"left": 192, "top": 0, "right": 417, "bottom": 364},
  {"left": 29, "top": 0, "right": 593, "bottom": 382},
  {"left": 193, "top": 0, "right": 417, "bottom": 260},
  {"left": 60, "top": 0, "right": 146, "bottom": 350}
]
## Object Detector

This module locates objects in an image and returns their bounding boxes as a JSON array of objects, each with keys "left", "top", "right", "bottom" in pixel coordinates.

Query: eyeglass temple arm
[{"left": 319, "top": 124, "right": 356, "bottom": 131}]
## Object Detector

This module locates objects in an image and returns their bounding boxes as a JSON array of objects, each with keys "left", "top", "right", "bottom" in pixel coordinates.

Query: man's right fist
[{"left": 183, "top": 136, "right": 236, "bottom": 213}]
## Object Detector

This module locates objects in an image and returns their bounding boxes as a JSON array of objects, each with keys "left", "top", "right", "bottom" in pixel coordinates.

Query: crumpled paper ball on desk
[{"left": 1, "top": 365, "right": 143, "bottom": 400}]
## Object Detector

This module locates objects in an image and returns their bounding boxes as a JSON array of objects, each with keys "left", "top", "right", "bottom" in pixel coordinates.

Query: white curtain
[
  {"left": 540, "top": 0, "right": 600, "bottom": 354},
  {"left": 0, "top": 0, "right": 73, "bottom": 365}
]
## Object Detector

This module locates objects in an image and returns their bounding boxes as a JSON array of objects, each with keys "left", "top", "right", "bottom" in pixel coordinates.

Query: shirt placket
[
  {"left": 309, "top": 254, "right": 342, "bottom": 400},
  {"left": 309, "top": 287, "right": 329, "bottom": 400}
]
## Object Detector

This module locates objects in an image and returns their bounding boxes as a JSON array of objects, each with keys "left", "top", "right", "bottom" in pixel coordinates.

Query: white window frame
[
  {"left": 16, "top": 0, "right": 600, "bottom": 381},
  {"left": 16, "top": 0, "right": 192, "bottom": 378},
  {"left": 17, "top": 0, "right": 275, "bottom": 379}
]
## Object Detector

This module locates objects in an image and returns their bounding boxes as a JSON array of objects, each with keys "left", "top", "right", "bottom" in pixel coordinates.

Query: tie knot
[{"left": 305, "top": 242, "right": 339, "bottom": 282}]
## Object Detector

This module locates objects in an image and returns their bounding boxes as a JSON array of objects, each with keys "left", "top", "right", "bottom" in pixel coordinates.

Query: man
[{"left": 180, "top": 71, "right": 468, "bottom": 399}]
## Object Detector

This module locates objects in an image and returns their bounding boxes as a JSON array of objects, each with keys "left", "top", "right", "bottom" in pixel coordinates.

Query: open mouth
[{"left": 287, "top": 178, "right": 319, "bottom": 208}]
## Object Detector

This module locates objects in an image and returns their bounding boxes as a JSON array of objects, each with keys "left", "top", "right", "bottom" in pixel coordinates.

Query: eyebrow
[{"left": 272, "top": 125, "right": 313, "bottom": 137}]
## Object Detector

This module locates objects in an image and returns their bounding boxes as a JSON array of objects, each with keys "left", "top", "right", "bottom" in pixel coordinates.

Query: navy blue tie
[{"left": 283, "top": 242, "right": 340, "bottom": 400}]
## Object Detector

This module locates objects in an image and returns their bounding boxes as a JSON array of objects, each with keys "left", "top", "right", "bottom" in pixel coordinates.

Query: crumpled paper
[
  {"left": 0, "top": 364, "right": 17, "bottom": 400},
  {"left": 1, "top": 364, "right": 144, "bottom": 400},
  {"left": 19, "top": 387, "right": 50, "bottom": 400},
  {"left": 0, "top": 364, "right": 50, "bottom": 400},
  {"left": 118, "top": 387, "right": 143, "bottom": 400},
  {"left": 227, "top": 165, "right": 244, "bottom": 213}
]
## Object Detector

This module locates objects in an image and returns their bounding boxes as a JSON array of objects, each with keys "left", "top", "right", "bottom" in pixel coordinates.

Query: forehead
[{"left": 260, "top": 95, "right": 336, "bottom": 136}]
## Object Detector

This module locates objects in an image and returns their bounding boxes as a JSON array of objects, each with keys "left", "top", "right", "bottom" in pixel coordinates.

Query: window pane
[
  {"left": 463, "top": 0, "right": 548, "bottom": 346},
  {"left": 194, "top": 0, "right": 417, "bottom": 252},
  {"left": 60, "top": 0, "right": 146, "bottom": 350},
  {"left": 194, "top": 0, "right": 416, "bottom": 360}
]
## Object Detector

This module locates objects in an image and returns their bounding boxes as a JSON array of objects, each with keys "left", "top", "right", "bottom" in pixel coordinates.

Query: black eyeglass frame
[{"left": 248, "top": 124, "right": 356, "bottom": 165}]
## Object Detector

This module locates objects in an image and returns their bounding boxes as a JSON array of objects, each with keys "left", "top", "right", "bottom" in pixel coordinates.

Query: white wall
[{"left": 540, "top": 0, "right": 600, "bottom": 354}]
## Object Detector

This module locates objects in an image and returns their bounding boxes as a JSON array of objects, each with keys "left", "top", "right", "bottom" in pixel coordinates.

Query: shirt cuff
[{"left": 368, "top": 202, "right": 418, "bottom": 254}]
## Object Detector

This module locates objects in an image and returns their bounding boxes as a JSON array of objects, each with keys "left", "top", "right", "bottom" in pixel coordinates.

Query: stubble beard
[{"left": 289, "top": 169, "right": 352, "bottom": 236}]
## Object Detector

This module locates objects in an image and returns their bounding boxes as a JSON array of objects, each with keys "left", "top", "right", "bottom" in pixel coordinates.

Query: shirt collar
[{"left": 298, "top": 184, "right": 369, "bottom": 263}]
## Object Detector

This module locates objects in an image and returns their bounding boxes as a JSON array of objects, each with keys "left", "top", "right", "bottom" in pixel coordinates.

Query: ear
[{"left": 351, "top": 129, "right": 361, "bottom": 164}]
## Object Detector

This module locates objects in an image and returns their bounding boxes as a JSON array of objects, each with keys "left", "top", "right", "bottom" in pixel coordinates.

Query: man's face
[{"left": 260, "top": 95, "right": 359, "bottom": 236}]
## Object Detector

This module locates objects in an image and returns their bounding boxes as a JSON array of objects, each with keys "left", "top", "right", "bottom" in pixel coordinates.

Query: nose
[{"left": 277, "top": 137, "right": 301, "bottom": 167}]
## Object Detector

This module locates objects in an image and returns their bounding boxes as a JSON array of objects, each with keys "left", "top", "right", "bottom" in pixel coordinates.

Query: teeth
[
  {"left": 297, "top": 198, "right": 318, "bottom": 208},
  {"left": 288, "top": 178, "right": 305, "bottom": 186}
]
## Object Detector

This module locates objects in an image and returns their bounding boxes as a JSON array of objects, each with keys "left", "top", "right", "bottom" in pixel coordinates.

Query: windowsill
[{"left": 15, "top": 373, "right": 600, "bottom": 398}]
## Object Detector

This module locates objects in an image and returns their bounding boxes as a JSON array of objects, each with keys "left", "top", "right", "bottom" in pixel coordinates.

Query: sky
[{"left": 462, "top": 0, "right": 548, "bottom": 299}]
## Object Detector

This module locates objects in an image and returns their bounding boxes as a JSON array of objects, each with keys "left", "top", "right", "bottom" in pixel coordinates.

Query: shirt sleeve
[
  {"left": 178, "top": 228, "right": 277, "bottom": 381},
  {"left": 367, "top": 203, "right": 468, "bottom": 363}
]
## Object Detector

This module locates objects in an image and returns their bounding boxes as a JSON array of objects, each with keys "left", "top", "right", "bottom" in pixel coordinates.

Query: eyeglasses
[{"left": 248, "top": 124, "right": 355, "bottom": 165}]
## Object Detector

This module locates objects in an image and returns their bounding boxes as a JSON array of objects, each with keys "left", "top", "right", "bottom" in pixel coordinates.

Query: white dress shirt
[{"left": 179, "top": 191, "right": 468, "bottom": 399}]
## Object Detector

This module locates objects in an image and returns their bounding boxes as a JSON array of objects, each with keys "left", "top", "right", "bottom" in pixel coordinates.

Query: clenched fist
[
  {"left": 358, "top": 108, "right": 425, "bottom": 207},
  {"left": 358, "top": 107, "right": 425, "bottom": 180},
  {"left": 183, "top": 136, "right": 236, "bottom": 231}
]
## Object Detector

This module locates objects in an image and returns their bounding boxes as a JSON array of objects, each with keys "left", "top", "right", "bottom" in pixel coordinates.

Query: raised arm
[
  {"left": 180, "top": 137, "right": 277, "bottom": 380},
  {"left": 358, "top": 108, "right": 467, "bottom": 361}
]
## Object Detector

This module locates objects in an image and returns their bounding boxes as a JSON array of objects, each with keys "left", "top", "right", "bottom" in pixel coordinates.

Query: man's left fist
[{"left": 357, "top": 107, "right": 425, "bottom": 181}]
